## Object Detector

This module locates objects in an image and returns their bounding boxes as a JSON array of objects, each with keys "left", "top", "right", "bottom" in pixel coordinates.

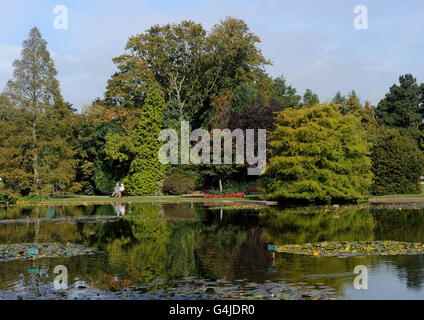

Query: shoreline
[
  {"left": 2, "top": 195, "right": 278, "bottom": 207},
  {"left": 5, "top": 194, "right": 424, "bottom": 207}
]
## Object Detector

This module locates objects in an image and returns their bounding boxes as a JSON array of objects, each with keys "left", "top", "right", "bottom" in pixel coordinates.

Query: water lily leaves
[
  {"left": 277, "top": 241, "right": 424, "bottom": 257},
  {"left": 0, "top": 243, "right": 98, "bottom": 262}
]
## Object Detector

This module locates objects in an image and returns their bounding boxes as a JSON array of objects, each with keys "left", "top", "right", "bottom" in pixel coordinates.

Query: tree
[
  {"left": 107, "top": 87, "right": 166, "bottom": 195},
  {"left": 264, "top": 104, "right": 373, "bottom": 204},
  {"left": 340, "top": 91, "right": 378, "bottom": 132},
  {"left": 0, "top": 93, "right": 32, "bottom": 197},
  {"left": 332, "top": 91, "right": 346, "bottom": 105},
  {"left": 272, "top": 75, "right": 301, "bottom": 108},
  {"left": 70, "top": 101, "right": 128, "bottom": 195},
  {"left": 0, "top": 27, "right": 77, "bottom": 195},
  {"left": 301, "top": 89, "right": 319, "bottom": 107},
  {"left": 112, "top": 17, "right": 269, "bottom": 129},
  {"left": 375, "top": 74, "right": 424, "bottom": 145},
  {"left": 370, "top": 128, "right": 424, "bottom": 195}
]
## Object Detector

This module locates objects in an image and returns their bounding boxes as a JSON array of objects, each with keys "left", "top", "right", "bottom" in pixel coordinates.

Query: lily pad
[
  {"left": 276, "top": 241, "right": 424, "bottom": 257},
  {"left": 0, "top": 243, "right": 99, "bottom": 262}
]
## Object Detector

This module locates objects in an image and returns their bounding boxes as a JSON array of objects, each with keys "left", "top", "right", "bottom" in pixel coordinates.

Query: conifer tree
[
  {"left": 124, "top": 87, "right": 166, "bottom": 195},
  {"left": 0, "top": 27, "right": 77, "bottom": 195},
  {"left": 264, "top": 103, "right": 373, "bottom": 204}
]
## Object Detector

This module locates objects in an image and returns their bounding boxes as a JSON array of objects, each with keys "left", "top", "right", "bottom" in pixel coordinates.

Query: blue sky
[{"left": 1, "top": 0, "right": 423, "bottom": 110}]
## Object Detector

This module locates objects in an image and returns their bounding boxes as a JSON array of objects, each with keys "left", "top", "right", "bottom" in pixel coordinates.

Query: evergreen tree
[
  {"left": 124, "top": 87, "right": 166, "bottom": 195},
  {"left": 340, "top": 91, "right": 361, "bottom": 115},
  {"left": 371, "top": 128, "right": 424, "bottom": 195},
  {"left": 264, "top": 104, "right": 373, "bottom": 204},
  {"left": 302, "top": 89, "right": 319, "bottom": 107},
  {"left": 273, "top": 75, "right": 301, "bottom": 108},
  {"left": 332, "top": 91, "right": 346, "bottom": 105},
  {"left": 340, "top": 91, "right": 377, "bottom": 132},
  {"left": 375, "top": 74, "right": 424, "bottom": 145},
  {"left": 0, "top": 27, "right": 77, "bottom": 195}
]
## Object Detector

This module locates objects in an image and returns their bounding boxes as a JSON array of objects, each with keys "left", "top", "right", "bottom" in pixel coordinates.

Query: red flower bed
[{"left": 204, "top": 192, "right": 245, "bottom": 198}]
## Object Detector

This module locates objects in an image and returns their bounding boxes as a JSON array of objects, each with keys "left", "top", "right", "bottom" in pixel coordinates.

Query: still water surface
[{"left": 0, "top": 203, "right": 423, "bottom": 299}]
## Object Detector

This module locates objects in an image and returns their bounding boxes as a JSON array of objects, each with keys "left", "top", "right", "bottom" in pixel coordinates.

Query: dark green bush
[
  {"left": 371, "top": 128, "right": 424, "bottom": 195},
  {"left": 94, "top": 167, "right": 116, "bottom": 195},
  {"left": 162, "top": 173, "right": 195, "bottom": 195}
]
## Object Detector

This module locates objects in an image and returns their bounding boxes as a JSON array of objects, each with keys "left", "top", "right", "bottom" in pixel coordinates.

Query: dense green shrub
[
  {"left": 263, "top": 104, "right": 373, "bottom": 204},
  {"left": 222, "top": 180, "right": 248, "bottom": 193},
  {"left": 207, "top": 188, "right": 244, "bottom": 195},
  {"left": 94, "top": 167, "right": 116, "bottom": 195},
  {"left": 371, "top": 128, "right": 424, "bottom": 195},
  {"left": 166, "top": 166, "right": 204, "bottom": 190},
  {"left": 162, "top": 173, "right": 195, "bottom": 195}
]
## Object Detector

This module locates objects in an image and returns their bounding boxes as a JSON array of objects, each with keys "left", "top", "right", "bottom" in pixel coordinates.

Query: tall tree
[
  {"left": 1, "top": 27, "right": 77, "bottom": 195},
  {"left": 105, "top": 87, "right": 166, "bottom": 195},
  {"left": 375, "top": 74, "right": 424, "bottom": 145},
  {"left": 110, "top": 17, "right": 269, "bottom": 129}
]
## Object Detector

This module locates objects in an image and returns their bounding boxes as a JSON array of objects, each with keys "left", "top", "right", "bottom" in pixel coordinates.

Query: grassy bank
[
  {"left": 368, "top": 193, "right": 424, "bottom": 203},
  {"left": 8, "top": 195, "right": 275, "bottom": 207},
  {"left": 9, "top": 193, "right": 424, "bottom": 206}
]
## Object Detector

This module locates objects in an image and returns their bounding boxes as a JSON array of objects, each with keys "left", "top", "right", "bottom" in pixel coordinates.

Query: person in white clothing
[{"left": 119, "top": 183, "right": 125, "bottom": 197}]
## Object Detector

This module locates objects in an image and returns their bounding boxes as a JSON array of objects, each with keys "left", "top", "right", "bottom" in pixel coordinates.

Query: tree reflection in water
[{"left": 1, "top": 204, "right": 424, "bottom": 296}]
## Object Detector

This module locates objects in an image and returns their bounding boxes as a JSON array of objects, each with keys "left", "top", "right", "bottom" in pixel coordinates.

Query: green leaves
[{"left": 264, "top": 103, "right": 373, "bottom": 204}]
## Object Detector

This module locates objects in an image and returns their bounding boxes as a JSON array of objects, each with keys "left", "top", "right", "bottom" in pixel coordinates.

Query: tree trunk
[
  {"left": 32, "top": 117, "right": 39, "bottom": 194},
  {"left": 219, "top": 179, "right": 223, "bottom": 192}
]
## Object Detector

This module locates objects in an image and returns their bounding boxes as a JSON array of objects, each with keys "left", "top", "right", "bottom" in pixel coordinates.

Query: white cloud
[
  {"left": 1, "top": 0, "right": 424, "bottom": 109},
  {"left": 0, "top": 44, "right": 21, "bottom": 91}
]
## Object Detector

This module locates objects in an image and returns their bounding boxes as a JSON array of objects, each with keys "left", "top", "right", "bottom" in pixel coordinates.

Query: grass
[
  {"left": 11, "top": 192, "right": 424, "bottom": 206},
  {"left": 12, "top": 194, "right": 266, "bottom": 207},
  {"left": 368, "top": 191, "right": 424, "bottom": 203},
  {"left": 372, "top": 193, "right": 424, "bottom": 199}
]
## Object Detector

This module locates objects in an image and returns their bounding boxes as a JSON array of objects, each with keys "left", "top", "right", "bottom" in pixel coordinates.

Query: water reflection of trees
[
  {"left": 260, "top": 207, "right": 376, "bottom": 244},
  {"left": 391, "top": 255, "right": 424, "bottom": 290},
  {"left": 373, "top": 209, "right": 424, "bottom": 242},
  {"left": 3, "top": 204, "right": 424, "bottom": 293}
]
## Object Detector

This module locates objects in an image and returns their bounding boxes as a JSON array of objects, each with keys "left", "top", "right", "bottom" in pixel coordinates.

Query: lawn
[{"left": 11, "top": 195, "right": 266, "bottom": 206}]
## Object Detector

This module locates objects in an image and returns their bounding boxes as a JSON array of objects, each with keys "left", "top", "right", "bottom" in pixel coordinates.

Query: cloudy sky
[{"left": 0, "top": 0, "right": 423, "bottom": 111}]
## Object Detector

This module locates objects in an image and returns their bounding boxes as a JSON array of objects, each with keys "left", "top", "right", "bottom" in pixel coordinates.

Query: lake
[{"left": 0, "top": 202, "right": 423, "bottom": 300}]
